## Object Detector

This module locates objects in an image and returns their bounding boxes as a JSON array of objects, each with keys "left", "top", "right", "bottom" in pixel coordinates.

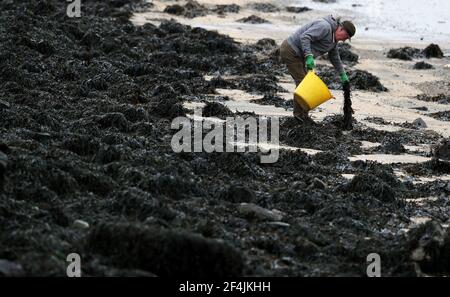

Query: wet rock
[
  {"left": 381, "top": 136, "right": 406, "bottom": 154},
  {"left": 237, "top": 15, "right": 270, "bottom": 24},
  {"left": 408, "top": 221, "right": 450, "bottom": 274},
  {"left": 73, "top": 219, "right": 90, "bottom": 230},
  {"left": 286, "top": 6, "right": 311, "bottom": 13},
  {"left": 0, "top": 259, "right": 25, "bottom": 277},
  {"left": 422, "top": 44, "right": 444, "bottom": 59},
  {"left": 387, "top": 47, "right": 421, "bottom": 60},
  {"left": 250, "top": 3, "right": 280, "bottom": 12},
  {"left": 221, "top": 185, "right": 256, "bottom": 203},
  {"left": 86, "top": 222, "right": 244, "bottom": 277},
  {"left": 414, "top": 61, "right": 433, "bottom": 70},
  {"left": 238, "top": 203, "right": 284, "bottom": 221},
  {"left": 412, "top": 118, "right": 427, "bottom": 129}
]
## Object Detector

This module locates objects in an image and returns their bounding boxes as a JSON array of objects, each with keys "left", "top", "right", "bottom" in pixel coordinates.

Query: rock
[
  {"left": 85, "top": 223, "right": 244, "bottom": 277},
  {"left": 414, "top": 61, "right": 433, "bottom": 69},
  {"left": 0, "top": 99, "right": 10, "bottom": 109},
  {"left": 237, "top": 15, "right": 270, "bottom": 24},
  {"left": 222, "top": 185, "right": 256, "bottom": 203},
  {"left": 238, "top": 203, "right": 284, "bottom": 221},
  {"left": 286, "top": 6, "right": 311, "bottom": 13},
  {"left": 410, "top": 106, "right": 428, "bottom": 111},
  {"left": 267, "top": 221, "right": 290, "bottom": 228},
  {"left": 0, "top": 259, "right": 25, "bottom": 276},
  {"left": 412, "top": 118, "right": 427, "bottom": 129},
  {"left": 422, "top": 44, "right": 444, "bottom": 58},
  {"left": 73, "top": 219, "right": 90, "bottom": 229}
]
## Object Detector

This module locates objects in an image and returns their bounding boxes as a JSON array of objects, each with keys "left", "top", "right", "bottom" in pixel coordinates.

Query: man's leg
[{"left": 279, "top": 40, "right": 308, "bottom": 119}]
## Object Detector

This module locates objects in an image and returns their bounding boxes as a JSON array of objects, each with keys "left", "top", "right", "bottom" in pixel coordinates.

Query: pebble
[
  {"left": 73, "top": 219, "right": 90, "bottom": 229},
  {"left": 0, "top": 99, "right": 10, "bottom": 109},
  {"left": 267, "top": 221, "right": 290, "bottom": 228},
  {"left": 412, "top": 118, "right": 427, "bottom": 129},
  {"left": 0, "top": 259, "right": 25, "bottom": 276},
  {"left": 238, "top": 203, "right": 284, "bottom": 221}
]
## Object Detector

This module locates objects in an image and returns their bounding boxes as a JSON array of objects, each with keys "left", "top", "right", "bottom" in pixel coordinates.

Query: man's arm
[{"left": 328, "top": 46, "right": 345, "bottom": 74}]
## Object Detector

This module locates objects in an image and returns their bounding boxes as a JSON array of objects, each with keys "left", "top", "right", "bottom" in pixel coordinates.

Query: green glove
[
  {"left": 340, "top": 72, "right": 349, "bottom": 83},
  {"left": 305, "top": 54, "right": 315, "bottom": 71}
]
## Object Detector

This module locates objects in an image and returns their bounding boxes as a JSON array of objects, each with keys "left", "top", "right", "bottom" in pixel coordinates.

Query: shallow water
[{"left": 297, "top": 0, "right": 450, "bottom": 44}]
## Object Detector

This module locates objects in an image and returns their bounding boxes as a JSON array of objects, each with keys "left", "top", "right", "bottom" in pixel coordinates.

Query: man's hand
[
  {"left": 340, "top": 71, "right": 349, "bottom": 83},
  {"left": 305, "top": 54, "right": 315, "bottom": 71}
]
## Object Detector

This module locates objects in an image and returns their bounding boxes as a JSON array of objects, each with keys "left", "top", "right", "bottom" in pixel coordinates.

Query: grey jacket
[{"left": 287, "top": 15, "right": 345, "bottom": 74}]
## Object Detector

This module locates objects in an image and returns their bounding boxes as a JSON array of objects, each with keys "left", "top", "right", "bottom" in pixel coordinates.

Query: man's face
[{"left": 335, "top": 26, "right": 350, "bottom": 42}]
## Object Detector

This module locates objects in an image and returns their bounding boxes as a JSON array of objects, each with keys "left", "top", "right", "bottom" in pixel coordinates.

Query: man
[{"left": 280, "top": 15, "right": 356, "bottom": 120}]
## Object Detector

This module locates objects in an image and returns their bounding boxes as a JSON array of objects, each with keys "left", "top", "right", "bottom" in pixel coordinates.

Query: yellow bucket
[{"left": 294, "top": 71, "right": 334, "bottom": 111}]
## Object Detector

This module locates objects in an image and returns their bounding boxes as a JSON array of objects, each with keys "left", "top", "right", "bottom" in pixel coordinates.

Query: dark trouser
[{"left": 279, "top": 40, "right": 308, "bottom": 118}]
